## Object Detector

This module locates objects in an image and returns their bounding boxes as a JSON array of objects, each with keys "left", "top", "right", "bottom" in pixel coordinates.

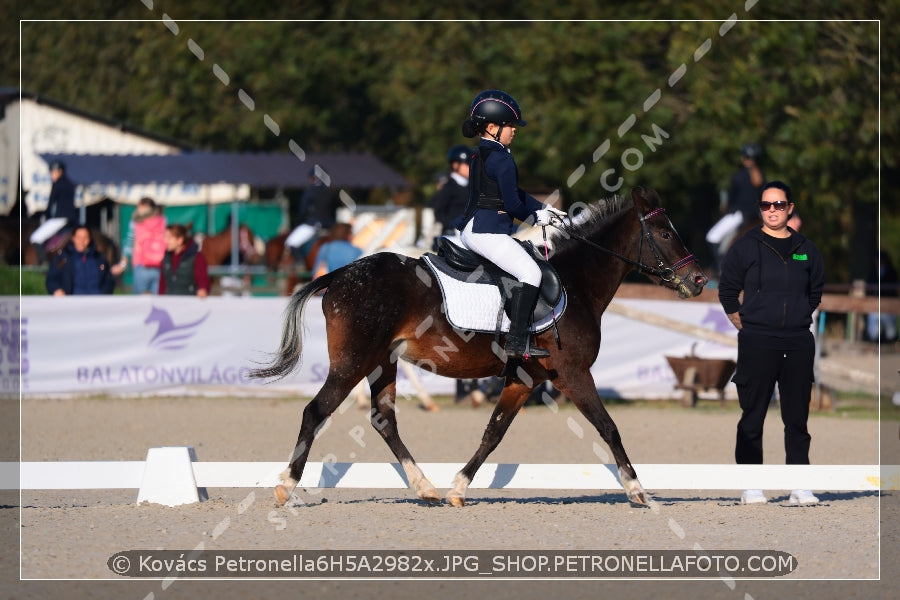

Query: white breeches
[
  {"left": 460, "top": 219, "right": 542, "bottom": 287},
  {"left": 706, "top": 210, "right": 744, "bottom": 244}
]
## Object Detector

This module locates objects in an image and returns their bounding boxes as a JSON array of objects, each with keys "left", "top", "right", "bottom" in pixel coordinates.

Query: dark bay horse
[{"left": 252, "top": 187, "right": 708, "bottom": 507}]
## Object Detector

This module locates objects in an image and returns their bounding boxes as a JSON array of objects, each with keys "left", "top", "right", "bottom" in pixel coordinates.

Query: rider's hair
[{"left": 166, "top": 223, "right": 189, "bottom": 241}]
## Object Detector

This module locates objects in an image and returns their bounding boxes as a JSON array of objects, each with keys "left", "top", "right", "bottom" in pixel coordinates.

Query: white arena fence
[
  {"left": 2, "top": 447, "right": 893, "bottom": 507},
  {"left": 6, "top": 295, "right": 743, "bottom": 399}
]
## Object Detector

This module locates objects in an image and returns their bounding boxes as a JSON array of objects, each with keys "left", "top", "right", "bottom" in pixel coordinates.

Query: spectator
[
  {"left": 45, "top": 225, "right": 115, "bottom": 296},
  {"left": 866, "top": 249, "right": 898, "bottom": 343},
  {"left": 314, "top": 222, "right": 362, "bottom": 277},
  {"left": 297, "top": 167, "right": 335, "bottom": 228},
  {"left": 111, "top": 197, "right": 167, "bottom": 293},
  {"left": 430, "top": 145, "right": 471, "bottom": 240},
  {"left": 718, "top": 180, "right": 825, "bottom": 505},
  {"left": 159, "top": 224, "right": 210, "bottom": 297}
]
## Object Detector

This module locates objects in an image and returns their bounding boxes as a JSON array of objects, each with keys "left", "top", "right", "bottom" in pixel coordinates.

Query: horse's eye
[{"left": 659, "top": 230, "right": 672, "bottom": 240}]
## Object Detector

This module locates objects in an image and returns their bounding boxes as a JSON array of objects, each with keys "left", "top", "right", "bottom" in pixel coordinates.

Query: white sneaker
[
  {"left": 740, "top": 489, "right": 768, "bottom": 504},
  {"left": 789, "top": 489, "right": 819, "bottom": 505}
]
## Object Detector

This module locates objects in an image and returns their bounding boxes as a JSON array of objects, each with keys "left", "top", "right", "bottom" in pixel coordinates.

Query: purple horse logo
[{"left": 144, "top": 306, "right": 210, "bottom": 351}]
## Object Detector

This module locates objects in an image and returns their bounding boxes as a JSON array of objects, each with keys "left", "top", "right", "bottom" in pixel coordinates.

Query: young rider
[{"left": 458, "top": 89, "right": 564, "bottom": 360}]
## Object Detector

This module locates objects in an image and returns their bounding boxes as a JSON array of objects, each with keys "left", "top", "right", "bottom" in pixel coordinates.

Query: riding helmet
[
  {"left": 446, "top": 145, "right": 472, "bottom": 165},
  {"left": 468, "top": 90, "right": 527, "bottom": 130},
  {"left": 740, "top": 143, "right": 762, "bottom": 160}
]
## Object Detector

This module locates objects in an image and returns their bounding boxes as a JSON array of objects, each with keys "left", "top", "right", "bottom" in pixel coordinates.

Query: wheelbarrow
[{"left": 664, "top": 348, "right": 736, "bottom": 408}]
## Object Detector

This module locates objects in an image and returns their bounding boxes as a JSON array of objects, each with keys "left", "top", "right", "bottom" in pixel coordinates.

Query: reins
[{"left": 546, "top": 207, "right": 696, "bottom": 283}]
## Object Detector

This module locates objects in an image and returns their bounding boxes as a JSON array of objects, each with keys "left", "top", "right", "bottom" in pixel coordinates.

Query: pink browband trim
[{"left": 643, "top": 207, "right": 665, "bottom": 219}]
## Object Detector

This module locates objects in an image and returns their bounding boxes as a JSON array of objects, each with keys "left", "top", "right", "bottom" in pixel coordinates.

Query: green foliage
[
  {"left": 5, "top": 2, "right": 889, "bottom": 283},
  {"left": 0, "top": 266, "right": 45, "bottom": 295}
]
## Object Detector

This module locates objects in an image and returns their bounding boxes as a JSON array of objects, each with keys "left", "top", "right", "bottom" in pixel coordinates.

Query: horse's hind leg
[
  {"left": 555, "top": 374, "right": 648, "bottom": 505},
  {"left": 275, "top": 371, "right": 359, "bottom": 506},
  {"left": 368, "top": 359, "right": 440, "bottom": 503},
  {"left": 447, "top": 380, "right": 533, "bottom": 507}
]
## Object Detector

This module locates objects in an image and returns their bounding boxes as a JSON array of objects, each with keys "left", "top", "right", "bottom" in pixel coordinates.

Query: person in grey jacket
[{"left": 718, "top": 180, "right": 825, "bottom": 506}]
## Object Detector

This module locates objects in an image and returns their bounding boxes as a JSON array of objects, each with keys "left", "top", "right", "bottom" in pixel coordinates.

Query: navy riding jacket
[{"left": 458, "top": 138, "right": 543, "bottom": 235}]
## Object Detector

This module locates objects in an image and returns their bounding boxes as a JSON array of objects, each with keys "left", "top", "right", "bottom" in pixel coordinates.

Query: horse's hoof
[
  {"left": 469, "top": 390, "right": 486, "bottom": 408},
  {"left": 417, "top": 480, "right": 442, "bottom": 503},
  {"left": 628, "top": 491, "right": 649, "bottom": 506},
  {"left": 419, "top": 489, "right": 442, "bottom": 504},
  {"left": 421, "top": 403, "right": 441, "bottom": 412},
  {"left": 447, "top": 494, "right": 466, "bottom": 507},
  {"left": 274, "top": 485, "right": 292, "bottom": 507}
]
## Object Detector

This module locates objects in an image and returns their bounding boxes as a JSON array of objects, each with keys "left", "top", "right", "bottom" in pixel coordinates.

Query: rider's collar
[{"left": 480, "top": 137, "right": 509, "bottom": 152}]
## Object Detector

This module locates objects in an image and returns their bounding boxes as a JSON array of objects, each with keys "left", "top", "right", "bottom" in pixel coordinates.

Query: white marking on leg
[
  {"left": 279, "top": 468, "right": 298, "bottom": 492},
  {"left": 447, "top": 472, "right": 471, "bottom": 506},
  {"left": 401, "top": 459, "right": 438, "bottom": 501},
  {"left": 618, "top": 466, "right": 647, "bottom": 504}
]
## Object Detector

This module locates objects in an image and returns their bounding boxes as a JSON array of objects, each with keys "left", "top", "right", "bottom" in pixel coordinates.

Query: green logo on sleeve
[{"left": 792, "top": 253, "right": 808, "bottom": 261}]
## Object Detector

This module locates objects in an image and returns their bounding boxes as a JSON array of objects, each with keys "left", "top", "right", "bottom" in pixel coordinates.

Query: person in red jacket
[{"left": 159, "top": 224, "right": 210, "bottom": 297}]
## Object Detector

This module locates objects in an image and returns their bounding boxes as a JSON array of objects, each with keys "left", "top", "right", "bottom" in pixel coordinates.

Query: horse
[
  {"left": 265, "top": 229, "right": 337, "bottom": 295},
  {"left": 197, "top": 223, "right": 262, "bottom": 266},
  {"left": 251, "top": 187, "right": 708, "bottom": 507}
]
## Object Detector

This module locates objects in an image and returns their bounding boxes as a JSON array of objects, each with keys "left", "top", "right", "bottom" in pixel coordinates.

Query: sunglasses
[{"left": 759, "top": 200, "right": 789, "bottom": 211}]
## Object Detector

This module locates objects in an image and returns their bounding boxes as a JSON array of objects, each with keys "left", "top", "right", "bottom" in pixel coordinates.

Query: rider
[{"left": 457, "top": 89, "right": 565, "bottom": 360}]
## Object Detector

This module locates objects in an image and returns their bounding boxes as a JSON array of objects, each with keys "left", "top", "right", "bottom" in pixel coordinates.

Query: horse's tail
[{"left": 249, "top": 271, "right": 337, "bottom": 381}]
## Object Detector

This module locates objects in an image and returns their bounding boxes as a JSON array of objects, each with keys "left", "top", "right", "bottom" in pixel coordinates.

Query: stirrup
[{"left": 523, "top": 338, "right": 550, "bottom": 360}]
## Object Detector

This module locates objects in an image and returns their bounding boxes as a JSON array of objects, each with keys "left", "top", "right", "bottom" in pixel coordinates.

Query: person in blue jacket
[
  {"left": 46, "top": 225, "right": 116, "bottom": 296},
  {"left": 718, "top": 180, "right": 825, "bottom": 506},
  {"left": 457, "top": 90, "right": 564, "bottom": 361}
]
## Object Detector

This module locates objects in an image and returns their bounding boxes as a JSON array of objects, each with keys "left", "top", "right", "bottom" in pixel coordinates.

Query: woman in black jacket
[{"left": 718, "top": 180, "right": 825, "bottom": 505}]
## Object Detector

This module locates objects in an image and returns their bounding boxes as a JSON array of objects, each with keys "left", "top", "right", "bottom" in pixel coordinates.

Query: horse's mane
[{"left": 550, "top": 193, "right": 633, "bottom": 256}]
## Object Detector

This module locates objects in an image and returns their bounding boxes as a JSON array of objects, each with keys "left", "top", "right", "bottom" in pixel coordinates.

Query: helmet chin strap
[{"left": 491, "top": 124, "right": 505, "bottom": 143}]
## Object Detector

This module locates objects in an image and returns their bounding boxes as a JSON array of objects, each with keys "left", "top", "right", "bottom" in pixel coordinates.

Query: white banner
[{"left": 8, "top": 296, "right": 739, "bottom": 400}]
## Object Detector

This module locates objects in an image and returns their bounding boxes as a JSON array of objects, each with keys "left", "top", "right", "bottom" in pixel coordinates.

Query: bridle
[{"left": 547, "top": 206, "right": 697, "bottom": 284}]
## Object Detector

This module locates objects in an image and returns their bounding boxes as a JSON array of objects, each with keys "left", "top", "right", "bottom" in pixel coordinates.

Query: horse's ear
[
  {"left": 629, "top": 187, "right": 660, "bottom": 210},
  {"left": 186, "top": 222, "right": 193, "bottom": 235},
  {"left": 630, "top": 187, "right": 647, "bottom": 209}
]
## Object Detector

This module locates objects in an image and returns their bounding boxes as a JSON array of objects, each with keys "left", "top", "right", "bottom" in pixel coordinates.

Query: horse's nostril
[{"left": 695, "top": 275, "right": 708, "bottom": 287}]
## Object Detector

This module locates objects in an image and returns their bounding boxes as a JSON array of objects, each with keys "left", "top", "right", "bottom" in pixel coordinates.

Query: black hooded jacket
[{"left": 718, "top": 227, "right": 824, "bottom": 342}]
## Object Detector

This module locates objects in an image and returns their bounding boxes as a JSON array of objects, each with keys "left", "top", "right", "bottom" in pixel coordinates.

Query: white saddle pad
[{"left": 422, "top": 255, "right": 565, "bottom": 334}]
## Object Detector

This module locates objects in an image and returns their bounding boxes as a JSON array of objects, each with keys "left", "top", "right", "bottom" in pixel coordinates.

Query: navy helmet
[
  {"left": 469, "top": 90, "right": 527, "bottom": 129},
  {"left": 740, "top": 143, "right": 762, "bottom": 160},
  {"left": 446, "top": 144, "right": 471, "bottom": 165}
]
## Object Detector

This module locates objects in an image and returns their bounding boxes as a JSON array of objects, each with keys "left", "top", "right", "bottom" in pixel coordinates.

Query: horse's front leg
[
  {"left": 447, "top": 380, "right": 532, "bottom": 507},
  {"left": 555, "top": 374, "right": 648, "bottom": 505}
]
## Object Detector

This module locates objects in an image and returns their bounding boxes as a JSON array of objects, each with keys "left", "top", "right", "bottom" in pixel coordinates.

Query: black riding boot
[{"left": 504, "top": 282, "right": 550, "bottom": 360}]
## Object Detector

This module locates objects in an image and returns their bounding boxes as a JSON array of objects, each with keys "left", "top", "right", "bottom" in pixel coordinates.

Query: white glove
[
  {"left": 534, "top": 206, "right": 566, "bottom": 226},
  {"left": 534, "top": 209, "right": 553, "bottom": 226},
  {"left": 545, "top": 205, "right": 567, "bottom": 218}
]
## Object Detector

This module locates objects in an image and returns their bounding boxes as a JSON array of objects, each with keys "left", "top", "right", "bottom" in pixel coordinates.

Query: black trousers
[{"left": 733, "top": 338, "right": 815, "bottom": 465}]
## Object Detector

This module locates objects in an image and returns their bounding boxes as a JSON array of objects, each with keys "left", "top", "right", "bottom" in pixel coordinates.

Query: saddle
[{"left": 428, "top": 236, "right": 564, "bottom": 327}]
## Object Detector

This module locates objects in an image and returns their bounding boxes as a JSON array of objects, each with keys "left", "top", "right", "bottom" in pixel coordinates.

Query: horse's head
[
  {"left": 629, "top": 187, "right": 708, "bottom": 298},
  {"left": 238, "top": 224, "right": 262, "bottom": 264},
  {"left": 143, "top": 306, "right": 174, "bottom": 328}
]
